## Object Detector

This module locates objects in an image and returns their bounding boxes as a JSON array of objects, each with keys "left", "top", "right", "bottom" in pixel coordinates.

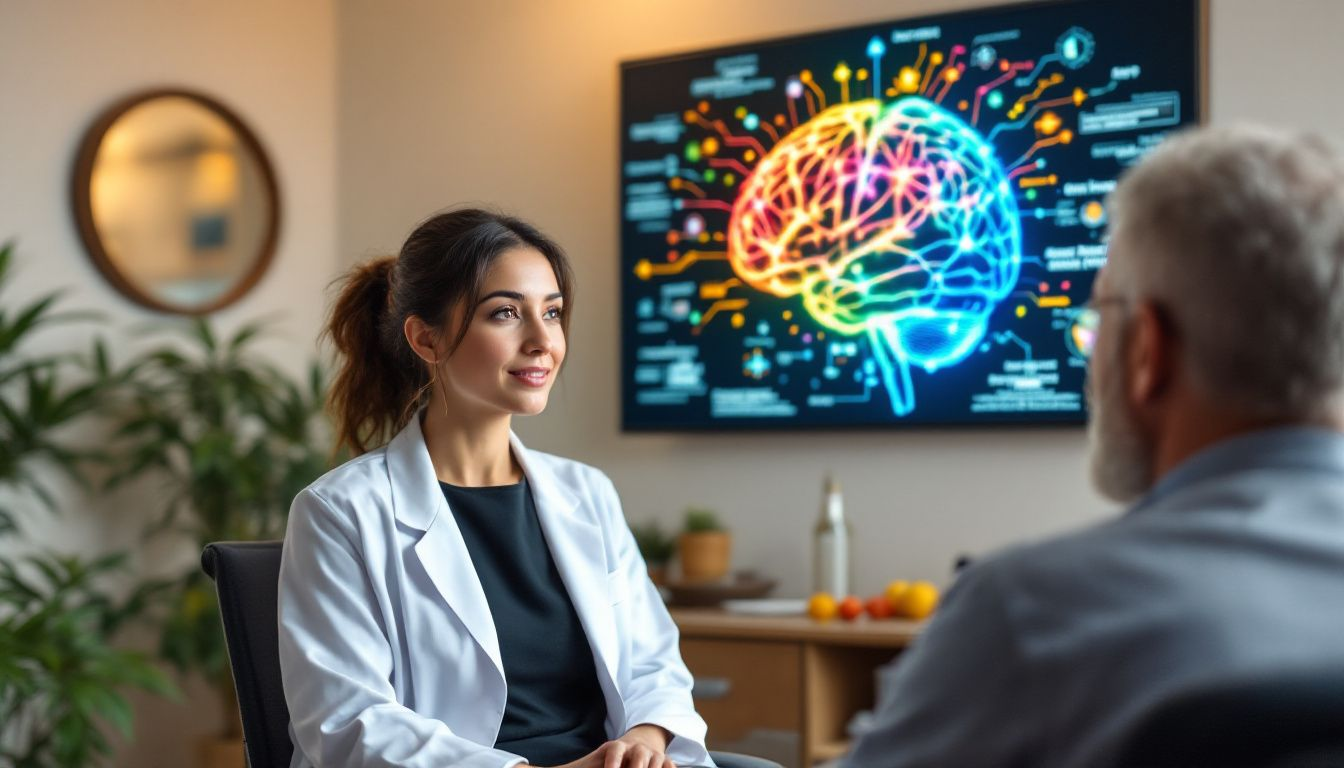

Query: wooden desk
[{"left": 670, "top": 609, "right": 923, "bottom": 767}]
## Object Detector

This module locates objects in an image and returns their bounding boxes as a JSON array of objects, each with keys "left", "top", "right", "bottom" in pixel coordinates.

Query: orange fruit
[
  {"left": 865, "top": 595, "right": 893, "bottom": 619},
  {"left": 884, "top": 580, "right": 910, "bottom": 612},
  {"left": 838, "top": 595, "right": 864, "bottom": 621},
  {"left": 895, "top": 581, "right": 940, "bottom": 620},
  {"left": 807, "top": 592, "right": 838, "bottom": 621}
]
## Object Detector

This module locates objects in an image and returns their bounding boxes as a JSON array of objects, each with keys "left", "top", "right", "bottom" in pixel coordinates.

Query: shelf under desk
[{"left": 670, "top": 608, "right": 924, "bottom": 767}]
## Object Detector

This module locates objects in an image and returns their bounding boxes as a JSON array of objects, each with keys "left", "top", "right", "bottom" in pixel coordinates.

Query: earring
[{"left": 431, "top": 357, "right": 450, "bottom": 418}]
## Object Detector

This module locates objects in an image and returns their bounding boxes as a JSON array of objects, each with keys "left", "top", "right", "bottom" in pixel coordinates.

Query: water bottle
[{"left": 812, "top": 473, "right": 853, "bottom": 596}]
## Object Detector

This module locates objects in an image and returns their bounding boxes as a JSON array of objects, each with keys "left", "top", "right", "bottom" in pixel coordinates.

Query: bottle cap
[{"left": 825, "top": 473, "right": 840, "bottom": 494}]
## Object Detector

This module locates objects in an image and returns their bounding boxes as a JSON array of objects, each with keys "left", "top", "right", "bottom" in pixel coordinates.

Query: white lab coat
[{"left": 277, "top": 414, "right": 712, "bottom": 768}]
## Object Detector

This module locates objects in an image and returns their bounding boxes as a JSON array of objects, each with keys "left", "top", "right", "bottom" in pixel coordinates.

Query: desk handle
[{"left": 691, "top": 677, "right": 732, "bottom": 700}]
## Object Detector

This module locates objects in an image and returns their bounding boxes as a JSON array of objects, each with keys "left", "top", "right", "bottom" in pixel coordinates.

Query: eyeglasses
[{"left": 1069, "top": 295, "right": 1129, "bottom": 360}]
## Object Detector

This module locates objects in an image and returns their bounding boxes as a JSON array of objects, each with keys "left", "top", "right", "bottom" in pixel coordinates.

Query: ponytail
[{"left": 324, "top": 256, "right": 427, "bottom": 456}]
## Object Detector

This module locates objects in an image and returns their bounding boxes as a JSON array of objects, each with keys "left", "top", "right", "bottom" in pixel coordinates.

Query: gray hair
[{"left": 1105, "top": 125, "right": 1344, "bottom": 420}]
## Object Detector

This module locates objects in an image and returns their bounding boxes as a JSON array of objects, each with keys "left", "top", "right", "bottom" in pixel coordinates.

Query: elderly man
[{"left": 845, "top": 125, "right": 1344, "bottom": 768}]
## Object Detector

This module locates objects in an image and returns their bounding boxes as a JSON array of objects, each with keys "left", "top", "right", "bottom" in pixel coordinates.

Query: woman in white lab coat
[{"left": 278, "top": 209, "right": 713, "bottom": 768}]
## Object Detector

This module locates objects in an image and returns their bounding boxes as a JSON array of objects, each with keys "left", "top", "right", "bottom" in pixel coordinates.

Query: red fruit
[
  {"left": 838, "top": 595, "right": 864, "bottom": 621},
  {"left": 865, "top": 595, "right": 893, "bottom": 619}
]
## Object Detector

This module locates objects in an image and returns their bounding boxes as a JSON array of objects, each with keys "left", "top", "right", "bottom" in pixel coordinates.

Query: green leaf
[
  {"left": 22, "top": 476, "right": 59, "bottom": 515},
  {"left": 308, "top": 360, "right": 325, "bottom": 399},
  {"left": 91, "top": 337, "right": 111, "bottom": 379},
  {"left": 0, "top": 356, "right": 63, "bottom": 389},
  {"left": 112, "top": 656, "right": 177, "bottom": 698},
  {"left": 0, "top": 292, "right": 62, "bottom": 356},
  {"left": 226, "top": 318, "right": 272, "bottom": 355},
  {"left": 192, "top": 317, "right": 217, "bottom": 353},
  {"left": 77, "top": 684, "right": 134, "bottom": 739},
  {"left": 88, "top": 551, "right": 128, "bottom": 575},
  {"left": 27, "top": 554, "right": 70, "bottom": 593}
]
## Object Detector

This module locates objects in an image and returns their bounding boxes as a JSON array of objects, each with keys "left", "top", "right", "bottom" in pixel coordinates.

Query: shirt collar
[{"left": 1130, "top": 426, "right": 1344, "bottom": 514}]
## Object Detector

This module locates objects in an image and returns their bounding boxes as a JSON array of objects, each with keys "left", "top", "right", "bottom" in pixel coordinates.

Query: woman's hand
[{"left": 541, "top": 724, "right": 676, "bottom": 768}]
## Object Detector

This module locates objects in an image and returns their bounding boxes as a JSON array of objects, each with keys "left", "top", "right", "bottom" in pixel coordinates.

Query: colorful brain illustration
[{"left": 726, "top": 96, "right": 1022, "bottom": 415}]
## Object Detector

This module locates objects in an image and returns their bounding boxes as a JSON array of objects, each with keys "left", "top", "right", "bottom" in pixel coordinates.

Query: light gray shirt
[{"left": 845, "top": 428, "right": 1344, "bottom": 768}]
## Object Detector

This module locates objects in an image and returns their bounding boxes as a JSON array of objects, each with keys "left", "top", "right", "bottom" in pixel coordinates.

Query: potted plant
[
  {"left": 677, "top": 507, "right": 732, "bottom": 584},
  {"left": 106, "top": 317, "right": 339, "bottom": 768},
  {"left": 0, "top": 552, "right": 176, "bottom": 767},
  {"left": 0, "top": 240, "right": 176, "bottom": 766},
  {"left": 630, "top": 520, "right": 676, "bottom": 586}
]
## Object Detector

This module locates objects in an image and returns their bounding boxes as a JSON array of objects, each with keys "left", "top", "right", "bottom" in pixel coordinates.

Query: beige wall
[
  {"left": 336, "top": 0, "right": 1344, "bottom": 601},
  {"left": 0, "top": 2, "right": 337, "bottom": 765}
]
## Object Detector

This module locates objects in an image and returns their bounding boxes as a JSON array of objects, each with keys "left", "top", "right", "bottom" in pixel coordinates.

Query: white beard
[{"left": 1087, "top": 338, "right": 1156, "bottom": 503}]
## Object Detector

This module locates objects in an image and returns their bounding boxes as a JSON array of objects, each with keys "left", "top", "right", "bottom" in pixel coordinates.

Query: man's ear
[
  {"left": 1126, "top": 301, "right": 1174, "bottom": 407},
  {"left": 403, "top": 315, "right": 440, "bottom": 365}
]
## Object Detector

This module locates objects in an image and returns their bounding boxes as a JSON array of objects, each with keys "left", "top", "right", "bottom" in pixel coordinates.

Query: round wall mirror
[{"left": 72, "top": 89, "right": 280, "bottom": 315}]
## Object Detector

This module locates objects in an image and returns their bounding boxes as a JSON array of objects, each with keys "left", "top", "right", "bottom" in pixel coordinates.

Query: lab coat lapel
[
  {"left": 511, "top": 433, "right": 621, "bottom": 689},
  {"left": 387, "top": 416, "right": 504, "bottom": 680}
]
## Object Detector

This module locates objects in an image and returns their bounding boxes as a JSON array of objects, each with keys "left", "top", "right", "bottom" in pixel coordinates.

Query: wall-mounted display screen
[{"left": 620, "top": 0, "right": 1202, "bottom": 430}]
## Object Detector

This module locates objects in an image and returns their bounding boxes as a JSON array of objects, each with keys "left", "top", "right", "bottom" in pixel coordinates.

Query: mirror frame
[{"left": 71, "top": 88, "right": 282, "bottom": 315}]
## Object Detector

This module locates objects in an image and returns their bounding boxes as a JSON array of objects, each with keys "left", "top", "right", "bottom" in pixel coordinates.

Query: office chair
[
  {"left": 1112, "top": 667, "right": 1344, "bottom": 768},
  {"left": 203, "top": 541, "right": 781, "bottom": 768}
]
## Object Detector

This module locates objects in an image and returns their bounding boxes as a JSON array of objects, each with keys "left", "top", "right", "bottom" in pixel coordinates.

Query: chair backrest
[
  {"left": 202, "top": 540, "right": 293, "bottom": 768},
  {"left": 1113, "top": 667, "right": 1344, "bottom": 768}
]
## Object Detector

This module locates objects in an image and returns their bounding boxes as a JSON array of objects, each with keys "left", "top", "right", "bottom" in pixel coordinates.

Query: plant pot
[
  {"left": 198, "top": 735, "right": 244, "bottom": 768},
  {"left": 678, "top": 531, "right": 732, "bottom": 584},
  {"left": 647, "top": 563, "right": 669, "bottom": 587},
  {"left": 199, "top": 673, "right": 245, "bottom": 768}
]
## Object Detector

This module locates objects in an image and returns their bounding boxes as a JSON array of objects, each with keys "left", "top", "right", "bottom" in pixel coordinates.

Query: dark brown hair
[{"left": 324, "top": 208, "right": 574, "bottom": 456}]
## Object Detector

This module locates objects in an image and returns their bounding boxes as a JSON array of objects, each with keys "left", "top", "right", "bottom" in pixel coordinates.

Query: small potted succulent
[
  {"left": 630, "top": 520, "right": 676, "bottom": 586},
  {"left": 677, "top": 507, "right": 731, "bottom": 584}
]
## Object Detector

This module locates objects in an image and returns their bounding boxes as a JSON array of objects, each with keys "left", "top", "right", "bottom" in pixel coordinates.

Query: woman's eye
[
  {"left": 545, "top": 306, "right": 563, "bottom": 320},
  {"left": 492, "top": 306, "right": 519, "bottom": 320}
]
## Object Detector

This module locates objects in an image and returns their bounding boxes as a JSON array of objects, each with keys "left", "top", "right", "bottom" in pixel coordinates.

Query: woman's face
[{"left": 438, "top": 245, "right": 566, "bottom": 418}]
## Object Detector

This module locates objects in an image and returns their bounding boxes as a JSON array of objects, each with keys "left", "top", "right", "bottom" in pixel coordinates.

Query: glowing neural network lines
[{"left": 726, "top": 96, "right": 1021, "bottom": 416}]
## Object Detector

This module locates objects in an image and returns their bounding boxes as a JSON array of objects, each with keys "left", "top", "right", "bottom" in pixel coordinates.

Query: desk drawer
[{"left": 680, "top": 638, "right": 801, "bottom": 740}]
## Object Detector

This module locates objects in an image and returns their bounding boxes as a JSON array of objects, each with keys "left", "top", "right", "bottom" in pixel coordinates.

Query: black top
[{"left": 439, "top": 479, "right": 608, "bottom": 764}]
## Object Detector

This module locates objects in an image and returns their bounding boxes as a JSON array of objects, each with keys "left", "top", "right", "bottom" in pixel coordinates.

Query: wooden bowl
[{"left": 664, "top": 572, "right": 777, "bottom": 607}]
